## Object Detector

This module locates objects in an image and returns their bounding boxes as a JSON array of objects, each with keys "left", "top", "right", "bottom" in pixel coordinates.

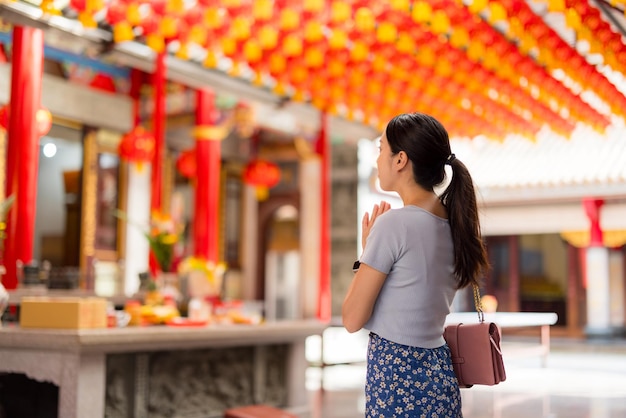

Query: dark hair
[{"left": 385, "top": 113, "right": 489, "bottom": 289}]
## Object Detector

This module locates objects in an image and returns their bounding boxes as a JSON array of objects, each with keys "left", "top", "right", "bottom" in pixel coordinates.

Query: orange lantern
[
  {"left": 119, "top": 126, "right": 155, "bottom": 168},
  {"left": 36, "top": 108, "right": 53, "bottom": 136},
  {"left": 243, "top": 159, "right": 281, "bottom": 201},
  {"left": 176, "top": 148, "right": 196, "bottom": 178}
]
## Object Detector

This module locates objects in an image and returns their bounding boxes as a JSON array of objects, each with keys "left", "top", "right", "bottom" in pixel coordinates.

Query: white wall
[
  {"left": 122, "top": 163, "right": 151, "bottom": 296},
  {"left": 34, "top": 137, "right": 82, "bottom": 262}
]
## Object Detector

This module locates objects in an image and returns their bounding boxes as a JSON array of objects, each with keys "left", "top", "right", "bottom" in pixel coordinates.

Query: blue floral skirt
[{"left": 365, "top": 333, "right": 462, "bottom": 418}]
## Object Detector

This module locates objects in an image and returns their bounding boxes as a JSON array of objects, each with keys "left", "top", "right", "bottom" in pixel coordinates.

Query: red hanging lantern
[
  {"left": 90, "top": 73, "right": 117, "bottom": 92},
  {"left": 119, "top": 125, "right": 155, "bottom": 168},
  {"left": 149, "top": 0, "right": 167, "bottom": 16},
  {"left": 106, "top": 2, "right": 127, "bottom": 24},
  {"left": 0, "top": 104, "right": 51, "bottom": 136},
  {"left": 243, "top": 159, "right": 281, "bottom": 201},
  {"left": 176, "top": 148, "right": 196, "bottom": 178},
  {"left": 69, "top": 0, "right": 87, "bottom": 12}
]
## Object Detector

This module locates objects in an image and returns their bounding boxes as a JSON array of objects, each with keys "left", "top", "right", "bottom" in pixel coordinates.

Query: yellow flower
[
  {"left": 178, "top": 256, "right": 226, "bottom": 285},
  {"left": 160, "top": 233, "right": 179, "bottom": 245}
]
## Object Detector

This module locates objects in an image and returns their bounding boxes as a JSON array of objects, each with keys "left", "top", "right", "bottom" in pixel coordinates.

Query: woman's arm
[
  {"left": 342, "top": 263, "right": 387, "bottom": 333},
  {"left": 343, "top": 201, "right": 391, "bottom": 333}
]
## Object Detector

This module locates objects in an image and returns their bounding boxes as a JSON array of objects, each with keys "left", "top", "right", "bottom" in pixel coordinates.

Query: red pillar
[
  {"left": 129, "top": 68, "right": 144, "bottom": 127},
  {"left": 508, "top": 235, "right": 520, "bottom": 312},
  {"left": 566, "top": 243, "right": 580, "bottom": 334},
  {"left": 193, "top": 89, "right": 222, "bottom": 263},
  {"left": 3, "top": 26, "right": 44, "bottom": 289},
  {"left": 583, "top": 198, "right": 604, "bottom": 247},
  {"left": 151, "top": 52, "right": 166, "bottom": 213},
  {"left": 147, "top": 53, "right": 166, "bottom": 273},
  {"left": 318, "top": 111, "right": 331, "bottom": 322}
]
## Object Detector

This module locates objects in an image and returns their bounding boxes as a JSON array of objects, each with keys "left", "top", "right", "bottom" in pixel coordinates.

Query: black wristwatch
[{"left": 352, "top": 260, "right": 361, "bottom": 273}]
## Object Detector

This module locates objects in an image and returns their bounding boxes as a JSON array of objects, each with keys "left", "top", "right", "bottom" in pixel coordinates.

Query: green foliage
[
  {"left": 0, "top": 195, "right": 15, "bottom": 251},
  {"left": 146, "top": 232, "right": 175, "bottom": 273}
]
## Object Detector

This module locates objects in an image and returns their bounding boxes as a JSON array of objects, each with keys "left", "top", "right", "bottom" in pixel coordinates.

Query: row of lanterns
[
  {"left": 54, "top": 0, "right": 624, "bottom": 139},
  {"left": 487, "top": 0, "right": 626, "bottom": 122}
]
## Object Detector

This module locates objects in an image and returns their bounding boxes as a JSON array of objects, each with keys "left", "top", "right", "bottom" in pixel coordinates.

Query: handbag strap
[{"left": 472, "top": 284, "right": 485, "bottom": 323}]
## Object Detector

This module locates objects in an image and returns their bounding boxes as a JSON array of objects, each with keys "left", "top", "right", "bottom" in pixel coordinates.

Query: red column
[
  {"left": 318, "top": 111, "right": 331, "bottom": 322},
  {"left": 129, "top": 68, "right": 144, "bottom": 127},
  {"left": 151, "top": 52, "right": 166, "bottom": 213},
  {"left": 508, "top": 235, "right": 520, "bottom": 312},
  {"left": 193, "top": 89, "right": 222, "bottom": 263},
  {"left": 147, "top": 53, "right": 166, "bottom": 274},
  {"left": 566, "top": 243, "right": 580, "bottom": 334},
  {"left": 583, "top": 198, "right": 604, "bottom": 247},
  {"left": 3, "top": 27, "right": 44, "bottom": 289}
]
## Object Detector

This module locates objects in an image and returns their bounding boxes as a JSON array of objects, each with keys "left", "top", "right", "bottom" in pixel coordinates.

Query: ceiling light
[{"left": 42, "top": 142, "right": 57, "bottom": 158}]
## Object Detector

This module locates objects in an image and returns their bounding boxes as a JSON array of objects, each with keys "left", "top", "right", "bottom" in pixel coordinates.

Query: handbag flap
[
  {"left": 445, "top": 322, "right": 506, "bottom": 387},
  {"left": 457, "top": 322, "right": 497, "bottom": 385}
]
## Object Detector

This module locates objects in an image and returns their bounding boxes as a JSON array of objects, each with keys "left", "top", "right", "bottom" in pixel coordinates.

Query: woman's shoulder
[
  {"left": 394, "top": 205, "right": 448, "bottom": 223},
  {"left": 373, "top": 207, "right": 433, "bottom": 233},
  {"left": 368, "top": 208, "right": 409, "bottom": 234},
  {"left": 375, "top": 208, "right": 447, "bottom": 240}
]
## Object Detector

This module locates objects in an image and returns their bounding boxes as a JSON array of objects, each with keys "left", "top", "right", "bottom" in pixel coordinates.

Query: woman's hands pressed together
[{"left": 362, "top": 201, "right": 391, "bottom": 251}]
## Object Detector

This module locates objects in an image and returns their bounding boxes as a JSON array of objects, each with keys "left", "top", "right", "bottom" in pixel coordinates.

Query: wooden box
[{"left": 20, "top": 297, "right": 108, "bottom": 329}]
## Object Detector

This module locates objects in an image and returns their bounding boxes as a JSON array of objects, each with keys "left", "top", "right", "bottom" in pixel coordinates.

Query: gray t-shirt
[{"left": 361, "top": 205, "right": 457, "bottom": 348}]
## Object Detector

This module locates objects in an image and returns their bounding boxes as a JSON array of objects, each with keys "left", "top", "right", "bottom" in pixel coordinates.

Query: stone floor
[{"left": 304, "top": 329, "right": 626, "bottom": 418}]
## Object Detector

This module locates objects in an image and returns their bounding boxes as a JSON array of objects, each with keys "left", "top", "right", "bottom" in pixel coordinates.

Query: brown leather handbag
[{"left": 443, "top": 285, "right": 506, "bottom": 388}]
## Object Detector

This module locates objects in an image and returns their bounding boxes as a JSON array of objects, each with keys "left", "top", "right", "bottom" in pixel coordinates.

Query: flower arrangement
[
  {"left": 114, "top": 209, "right": 184, "bottom": 273},
  {"left": 147, "top": 211, "right": 184, "bottom": 273}
]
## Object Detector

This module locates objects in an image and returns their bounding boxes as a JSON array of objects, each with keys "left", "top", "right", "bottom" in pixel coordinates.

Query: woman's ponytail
[{"left": 439, "top": 158, "right": 489, "bottom": 289}]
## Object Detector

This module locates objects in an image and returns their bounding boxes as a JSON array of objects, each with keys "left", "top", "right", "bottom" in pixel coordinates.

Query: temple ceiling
[{"left": 2, "top": 0, "right": 626, "bottom": 143}]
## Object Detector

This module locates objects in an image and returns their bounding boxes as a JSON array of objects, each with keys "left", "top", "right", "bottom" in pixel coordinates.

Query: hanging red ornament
[
  {"left": 150, "top": 0, "right": 167, "bottom": 16},
  {"left": 69, "top": 0, "right": 87, "bottom": 12},
  {"left": 243, "top": 159, "right": 281, "bottom": 201},
  {"left": 106, "top": 2, "right": 128, "bottom": 25},
  {"left": 119, "top": 126, "right": 155, "bottom": 168},
  {"left": 176, "top": 148, "right": 196, "bottom": 178},
  {"left": 90, "top": 73, "right": 117, "bottom": 92},
  {"left": 141, "top": 13, "right": 161, "bottom": 35}
]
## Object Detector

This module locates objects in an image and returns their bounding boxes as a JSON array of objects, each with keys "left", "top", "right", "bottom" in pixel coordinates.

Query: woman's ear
[{"left": 395, "top": 151, "right": 408, "bottom": 169}]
